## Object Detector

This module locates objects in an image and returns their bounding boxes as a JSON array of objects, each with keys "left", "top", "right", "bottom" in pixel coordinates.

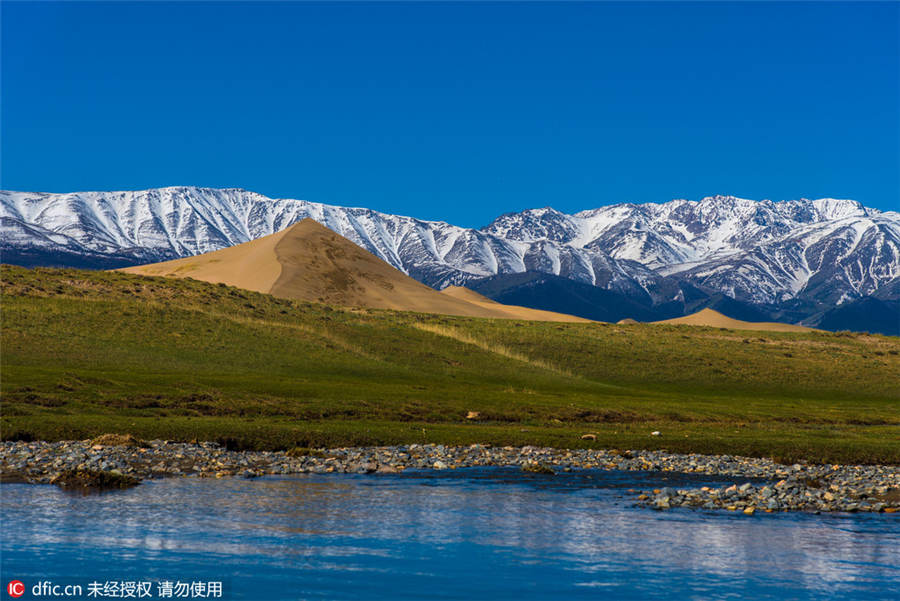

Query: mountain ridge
[{"left": 3, "top": 186, "right": 898, "bottom": 332}]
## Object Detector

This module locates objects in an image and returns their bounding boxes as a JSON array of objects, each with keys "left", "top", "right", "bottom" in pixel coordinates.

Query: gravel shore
[{"left": 2, "top": 440, "right": 898, "bottom": 514}]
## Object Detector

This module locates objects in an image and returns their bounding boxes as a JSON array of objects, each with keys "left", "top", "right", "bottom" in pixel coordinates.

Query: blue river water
[{"left": 1, "top": 468, "right": 898, "bottom": 600}]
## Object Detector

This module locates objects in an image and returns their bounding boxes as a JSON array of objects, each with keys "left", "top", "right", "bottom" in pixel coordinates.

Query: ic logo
[{"left": 7, "top": 581, "right": 24, "bottom": 598}]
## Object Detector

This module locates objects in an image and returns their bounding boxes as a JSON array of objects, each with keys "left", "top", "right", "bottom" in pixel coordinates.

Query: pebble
[{"left": 1, "top": 440, "right": 897, "bottom": 514}]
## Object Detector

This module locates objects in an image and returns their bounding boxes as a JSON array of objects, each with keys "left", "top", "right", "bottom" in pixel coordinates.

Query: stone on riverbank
[
  {"left": 2, "top": 440, "right": 897, "bottom": 514},
  {"left": 522, "top": 462, "right": 555, "bottom": 475},
  {"left": 89, "top": 433, "right": 148, "bottom": 448},
  {"left": 49, "top": 469, "right": 140, "bottom": 491}
]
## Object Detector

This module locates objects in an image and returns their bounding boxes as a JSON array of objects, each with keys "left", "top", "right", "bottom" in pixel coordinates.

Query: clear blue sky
[{"left": 2, "top": 1, "right": 898, "bottom": 226}]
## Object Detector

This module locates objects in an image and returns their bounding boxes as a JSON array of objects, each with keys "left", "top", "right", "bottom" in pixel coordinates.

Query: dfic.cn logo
[{"left": 7, "top": 581, "right": 24, "bottom": 598}]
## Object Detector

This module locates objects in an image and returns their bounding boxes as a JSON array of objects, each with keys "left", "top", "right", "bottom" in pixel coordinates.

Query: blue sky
[{"left": 2, "top": 1, "right": 897, "bottom": 226}]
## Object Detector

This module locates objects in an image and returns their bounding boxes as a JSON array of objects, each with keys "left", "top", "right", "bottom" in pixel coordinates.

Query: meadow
[{"left": 2, "top": 265, "right": 898, "bottom": 464}]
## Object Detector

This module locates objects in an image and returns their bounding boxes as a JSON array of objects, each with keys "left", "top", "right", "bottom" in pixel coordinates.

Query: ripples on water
[{"left": 2, "top": 468, "right": 898, "bottom": 600}]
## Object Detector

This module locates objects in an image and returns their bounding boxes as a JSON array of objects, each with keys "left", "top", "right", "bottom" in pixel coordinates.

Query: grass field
[{"left": 2, "top": 265, "right": 899, "bottom": 464}]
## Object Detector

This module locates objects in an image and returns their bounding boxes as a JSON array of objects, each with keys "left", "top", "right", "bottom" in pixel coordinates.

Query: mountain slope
[
  {"left": 807, "top": 297, "right": 900, "bottom": 336},
  {"left": 467, "top": 272, "right": 662, "bottom": 323},
  {"left": 121, "top": 218, "right": 589, "bottom": 322}
]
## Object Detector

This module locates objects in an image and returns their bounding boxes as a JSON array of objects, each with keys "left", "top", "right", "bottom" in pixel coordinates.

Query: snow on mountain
[
  {"left": 488, "top": 195, "right": 877, "bottom": 270},
  {"left": 2, "top": 187, "right": 897, "bottom": 308},
  {"left": 482, "top": 194, "right": 898, "bottom": 305},
  {"left": 0, "top": 187, "right": 648, "bottom": 295}
]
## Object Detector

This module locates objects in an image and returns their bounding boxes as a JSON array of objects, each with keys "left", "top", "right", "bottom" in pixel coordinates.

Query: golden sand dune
[
  {"left": 653, "top": 308, "right": 813, "bottom": 332},
  {"left": 121, "top": 219, "right": 588, "bottom": 322},
  {"left": 440, "top": 286, "right": 501, "bottom": 305}
]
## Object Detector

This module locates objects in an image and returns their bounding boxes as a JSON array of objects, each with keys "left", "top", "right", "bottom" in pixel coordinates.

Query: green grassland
[{"left": 2, "top": 265, "right": 898, "bottom": 464}]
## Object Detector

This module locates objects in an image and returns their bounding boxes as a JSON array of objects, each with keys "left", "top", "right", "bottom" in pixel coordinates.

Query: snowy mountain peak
[
  {"left": 482, "top": 207, "right": 581, "bottom": 243},
  {"left": 810, "top": 198, "right": 870, "bottom": 221}
]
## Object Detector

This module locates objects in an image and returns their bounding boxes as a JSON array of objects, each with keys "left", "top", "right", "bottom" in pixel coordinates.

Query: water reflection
[{"left": 2, "top": 468, "right": 897, "bottom": 600}]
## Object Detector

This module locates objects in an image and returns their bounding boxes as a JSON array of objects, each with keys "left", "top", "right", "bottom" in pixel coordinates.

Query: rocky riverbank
[{"left": 1, "top": 439, "right": 898, "bottom": 513}]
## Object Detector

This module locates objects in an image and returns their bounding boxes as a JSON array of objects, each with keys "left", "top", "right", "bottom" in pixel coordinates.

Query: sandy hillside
[
  {"left": 654, "top": 308, "right": 814, "bottom": 332},
  {"left": 440, "top": 286, "right": 502, "bottom": 305},
  {"left": 119, "top": 225, "right": 291, "bottom": 292},
  {"left": 121, "top": 219, "right": 588, "bottom": 322}
]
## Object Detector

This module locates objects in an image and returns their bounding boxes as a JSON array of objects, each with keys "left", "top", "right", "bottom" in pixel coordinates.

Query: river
[{"left": 2, "top": 468, "right": 897, "bottom": 600}]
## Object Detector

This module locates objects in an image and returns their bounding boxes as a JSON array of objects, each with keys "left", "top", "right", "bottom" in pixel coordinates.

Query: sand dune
[
  {"left": 440, "top": 286, "right": 501, "bottom": 305},
  {"left": 120, "top": 224, "right": 291, "bottom": 292},
  {"left": 653, "top": 308, "right": 813, "bottom": 332},
  {"left": 121, "top": 219, "right": 588, "bottom": 322}
]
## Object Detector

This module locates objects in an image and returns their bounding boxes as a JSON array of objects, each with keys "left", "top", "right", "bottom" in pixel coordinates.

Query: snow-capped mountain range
[{"left": 2, "top": 187, "right": 898, "bottom": 314}]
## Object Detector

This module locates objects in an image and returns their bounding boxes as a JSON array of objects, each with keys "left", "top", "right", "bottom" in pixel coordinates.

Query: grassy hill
[{"left": 2, "top": 265, "right": 899, "bottom": 464}]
